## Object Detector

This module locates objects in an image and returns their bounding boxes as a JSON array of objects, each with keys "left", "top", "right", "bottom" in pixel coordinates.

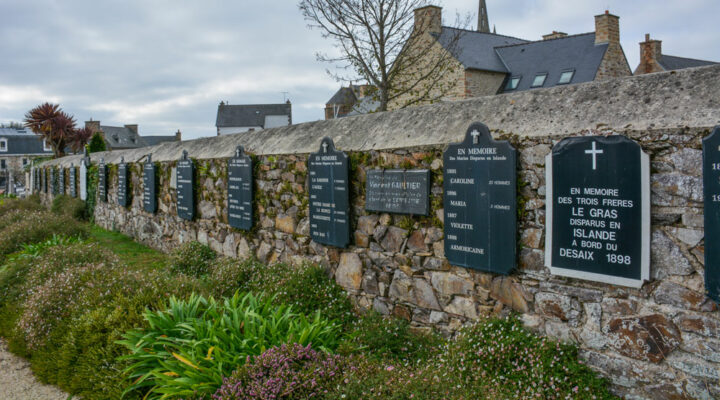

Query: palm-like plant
[
  {"left": 68, "top": 126, "right": 93, "bottom": 154},
  {"left": 23, "top": 102, "right": 77, "bottom": 158}
]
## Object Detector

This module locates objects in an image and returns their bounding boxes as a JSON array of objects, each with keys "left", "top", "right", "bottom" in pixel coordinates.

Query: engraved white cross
[
  {"left": 471, "top": 130, "right": 480, "bottom": 144},
  {"left": 585, "top": 141, "right": 603, "bottom": 170},
  {"left": 322, "top": 142, "right": 328, "bottom": 153}
]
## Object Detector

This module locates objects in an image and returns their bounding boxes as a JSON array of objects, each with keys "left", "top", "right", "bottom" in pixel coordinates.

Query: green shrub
[
  {"left": 0, "top": 211, "right": 89, "bottom": 260},
  {"left": 208, "top": 257, "right": 259, "bottom": 298},
  {"left": 51, "top": 194, "right": 88, "bottom": 221},
  {"left": 118, "top": 292, "right": 342, "bottom": 399},
  {"left": 170, "top": 241, "right": 216, "bottom": 277},
  {"left": 0, "top": 196, "right": 44, "bottom": 217},
  {"left": 241, "top": 262, "right": 355, "bottom": 327},
  {"left": 88, "top": 133, "right": 107, "bottom": 153},
  {"left": 341, "top": 311, "right": 441, "bottom": 362}
]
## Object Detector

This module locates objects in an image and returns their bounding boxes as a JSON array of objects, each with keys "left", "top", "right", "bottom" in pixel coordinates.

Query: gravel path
[{"left": 0, "top": 338, "right": 69, "bottom": 400}]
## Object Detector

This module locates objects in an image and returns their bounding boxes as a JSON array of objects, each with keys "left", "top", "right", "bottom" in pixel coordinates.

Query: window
[
  {"left": 43, "top": 139, "right": 52, "bottom": 152},
  {"left": 505, "top": 76, "right": 521, "bottom": 90},
  {"left": 0, "top": 159, "right": 5, "bottom": 170},
  {"left": 22, "top": 158, "right": 28, "bottom": 166},
  {"left": 531, "top": 73, "right": 547, "bottom": 88},
  {"left": 0, "top": 138, "right": 7, "bottom": 152},
  {"left": 558, "top": 70, "right": 575, "bottom": 84}
]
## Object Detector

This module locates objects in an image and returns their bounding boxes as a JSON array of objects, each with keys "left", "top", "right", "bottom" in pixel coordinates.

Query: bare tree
[{"left": 299, "top": 0, "right": 465, "bottom": 111}]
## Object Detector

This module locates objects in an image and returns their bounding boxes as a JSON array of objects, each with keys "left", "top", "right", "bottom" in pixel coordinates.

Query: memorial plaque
[
  {"left": 49, "top": 168, "right": 56, "bottom": 195},
  {"left": 545, "top": 135, "right": 650, "bottom": 288},
  {"left": 703, "top": 126, "right": 720, "bottom": 303},
  {"left": 33, "top": 168, "right": 38, "bottom": 193},
  {"left": 42, "top": 168, "right": 47, "bottom": 193},
  {"left": 69, "top": 164, "right": 77, "bottom": 198},
  {"left": 176, "top": 150, "right": 195, "bottom": 220},
  {"left": 58, "top": 168, "right": 65, "bottom": 195},
  {"left": 366, "top": 169, "right": 430, "bottom": 215},
  {"left": 308, "top": 137, "right": 350, "bottom": 248},
  {"left": 443, "top": 122, "right": 517, "bottom": 274},
  {"left": 79, "top": 160, "right": 88, "bottom": 201},
  {"left": 143, "top": 155, "right": 157, "bottom": 213},
  {"left": 98, "top": 159, "right": 107, "bottom": 202},
  {"left": 227, "top": 146, "right": 253, "bottom": 230},
  {"left": 118, "top": 157, "right": 129, "bottom": 207}
]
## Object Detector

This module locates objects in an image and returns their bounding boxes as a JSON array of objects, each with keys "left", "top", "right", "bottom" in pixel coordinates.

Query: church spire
[{"left": 478, "top": 0, "right": 490, "bottom": 33}]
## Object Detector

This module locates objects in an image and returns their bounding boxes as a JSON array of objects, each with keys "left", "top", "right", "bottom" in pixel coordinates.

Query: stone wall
[{"left": 38, "top": 65, "right": 720, "bottom": 400}]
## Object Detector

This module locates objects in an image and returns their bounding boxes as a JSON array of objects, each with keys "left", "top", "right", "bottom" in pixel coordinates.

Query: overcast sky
[{"left": 1, "top": 0, "right": 718, "bottom": 140}]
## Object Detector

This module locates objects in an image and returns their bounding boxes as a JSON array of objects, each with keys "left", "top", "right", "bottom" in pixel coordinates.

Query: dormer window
[
  {"left": 43, "top": 139, "right": 52, "bottom": 152},
  {"left": 531, "top": 73, "right": 548, "bottom": 88},
  {"left": 505, "top": 76, "right": 521, "bottom": 91},
  {"left": 558, "top": 70, "right": 575, "bottom": 85},
  {"left": 0, "top": 138, "right": 7, "bottom": 152}
]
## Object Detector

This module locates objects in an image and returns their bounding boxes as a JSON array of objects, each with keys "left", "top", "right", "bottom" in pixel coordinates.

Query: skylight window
[
  {"left": 531, "top": 73, "right": 547, "bottom": 88},
  {"left": 558, "top": 70, "right": 575, "bottom": 84},
  {"left": 505, "top": 76, "right": 521, "bottom": 90},
  {"left": 0, "top": 138, "right": 7, "bottom": 152}
]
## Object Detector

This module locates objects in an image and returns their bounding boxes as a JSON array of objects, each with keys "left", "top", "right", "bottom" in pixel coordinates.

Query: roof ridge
[
  {"left": 661, "top": 53, "right": 718, "bottom": 64},
  {"left": 494, "top": 32, "right": 595, "bottom": 49},
  {"left": 220, "top": 103, "right": 291, "bottom": 108},
  {"left": 440, "top": 26, "right": 529, "bottom": 43}
]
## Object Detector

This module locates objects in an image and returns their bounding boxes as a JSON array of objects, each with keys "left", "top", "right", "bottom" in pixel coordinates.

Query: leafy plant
[
  {"left": 0, "top": 210, "right": 89, "bottom": 261},
  {"left": 9, "top": 234, "right": 83, "bottom": 261},
  {"left": 51, "top": 194, "right": 88, "bottom": 221},
  {"left": 88, "top": 132, "right": 107, "bottom": 153},
  {"left": 118, "top": 292, "right": 341, "bottom": 399},
  {"left": 170, "top": 241, "right": 216, "bottom": 277}
]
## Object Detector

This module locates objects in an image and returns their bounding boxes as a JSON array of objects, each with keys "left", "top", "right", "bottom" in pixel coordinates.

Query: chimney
[
  {"left": 175, "top": 129, "right": 182, "bottom": 141},
  {"left": 595, "top": 10, "right": 620, "bottom": 45},
  {"left": 542, "top": 31, "right": 568, "bottom": 40},
  {"left": 414, "top": 5, "right": 442, "bottom": 35},
  {"left": 124, "top": 124, "right": 138, "bottom": 135},
  {"left": 636, "top": 33, "right": 663, "bottom": 74},
  {"left": 85, "top": 120, "right": 101, "bottom": 133}
]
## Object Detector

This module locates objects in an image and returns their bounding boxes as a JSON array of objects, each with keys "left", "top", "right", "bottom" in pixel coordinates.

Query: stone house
[
  {"left": 634, "top": 34, "right": 717, "bottom": 75},
  {"left": 84, "top": 120, "right": 180, "bottom": 150},
  {"left": 324, "top": 84, "right": 379, "bottom": 120},
  {"left": 0, "top": 127, "right": 53, "bottom": 190},
  {"left": 215, "top": 101, "right": 292, "bottom": 135},
  {"left": 389, "top": 4, "right": 632, "bottom": 109}
]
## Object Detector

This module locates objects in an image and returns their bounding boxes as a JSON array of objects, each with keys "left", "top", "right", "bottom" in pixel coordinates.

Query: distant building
[
  {"left": 84, "top": 120, "right": 181, "bottom": 150},
  {"left": 389, "top": 2, "right": 632, "bottom": 109},
  {"left": 0, "top": 127, "right": 53, "bottom": 189},
  {"left": 634, "top": 34, "right": 717, "bottom": 75},
  {"left": 325, "top": 84, "right": 379, "bottom": 120},
  {"left": 215, "top": 101, "right": 292, "bottom": 135}
]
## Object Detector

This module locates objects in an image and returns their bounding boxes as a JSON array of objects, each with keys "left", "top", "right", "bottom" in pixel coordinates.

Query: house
[
  {"left": 389, "top": 2, "right": 632, "bottom": 109},
  {"left": 324, "top": 84, "right": 379, "bottom": 120},
  {"left": 0, "top": 127, "right": 53, "bottom": 190},
  {"left": 84, "top": 120, "right": 180, "bottom": 150},
  {"left": 634, "top": 34, "right": 717, "bottom": 75},
  {"left": 215, "top": 101, "right": 292, "bottom": 135}
]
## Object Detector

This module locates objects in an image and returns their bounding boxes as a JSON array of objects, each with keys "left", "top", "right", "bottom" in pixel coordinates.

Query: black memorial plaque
[
  {"left": 227, "top": 146, "right": 253, "bottom": 230},
  {"left": 176, "top": 150, "right": 195, "bottom": 220},
  {"left": 33, "top": 168, "right": 39, "bottom": 192},
  {"left": 41, "top": 168, "right": 46, "bottom": 193},
  {"left": 98, "top": 159, "right": 107, "bottom": 202},
  {"left": 69, "top": 164, "right": 76, "bottom": 198},
  {"left": 703, "top": 126, "right": 720, "bottom": 303},
  {"left": 308, "top": 137, "right": 350, "bottom": 248},
  {"left": 545, "top": 135, "right": 649, "bottom": 287},
  {"left": 58, "top": 168, "right": 65, "bottom": 195},
  {"left": 443, "top": 122, "right": 517, "bottom": 274},
  {"left": 118, "top": 157, "right": 129, "bottom": 207},
  {"left": 49, "top": 168, "right": 56, "bottom": 195},
  {"left": 365, "top": 170, "right": 430, "bottom": 215},
  {"left": 143, "top": 155, "right": 157, "bottom": 213}
]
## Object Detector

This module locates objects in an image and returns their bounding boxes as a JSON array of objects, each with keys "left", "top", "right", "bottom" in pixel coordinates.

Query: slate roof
[
  {"left": 216, "top": 103, "right": 292, "bottom": 128},
  {"left": 658, "top": 54, "right": 717, "bottom": 71},
  {"left": 101, "top": 125, "right": 143, "bottom": 149},
  {"left": 0, "top": 128, "right": 53, "bottom": 155},
  {"left": 326, "top": 87, "right": 357, "bottom": 105},
  {"left": 434, "top": 27, "right": 528, "bottom": 73},
  {"left": 495, "top": 33, "right": 608, "bottom": 92},
  {"left": 141, "top": 136, "right": 178, "bottom": 146}
]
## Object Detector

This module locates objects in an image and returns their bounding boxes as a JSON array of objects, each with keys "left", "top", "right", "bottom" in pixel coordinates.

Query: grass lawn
[{"left": 88, "top": 225, "right": 168, "bottom": 269}]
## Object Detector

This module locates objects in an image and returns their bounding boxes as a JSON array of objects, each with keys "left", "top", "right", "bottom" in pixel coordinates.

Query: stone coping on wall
[{"left": 40, "top": 64, "right": 720, "bottom": 168}]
